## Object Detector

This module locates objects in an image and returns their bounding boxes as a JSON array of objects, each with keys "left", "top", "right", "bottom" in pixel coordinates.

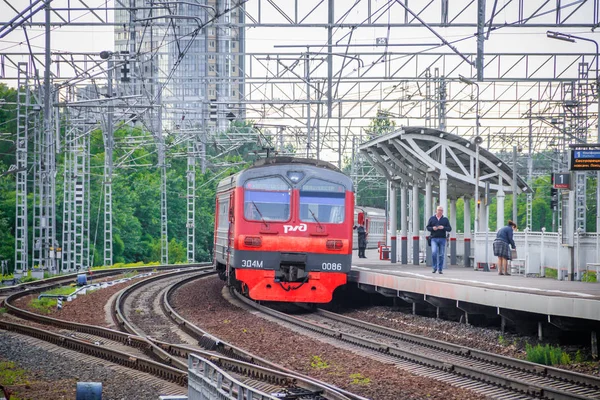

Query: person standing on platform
[
  {"left": 354, "top": 223, "right": 368, "bottom": 258},
  {"left": 426, "top": 205, "right": 452, "bottom": 274},
  {"left": 493, "top": 220, "right": 517, "bottom": 275}
]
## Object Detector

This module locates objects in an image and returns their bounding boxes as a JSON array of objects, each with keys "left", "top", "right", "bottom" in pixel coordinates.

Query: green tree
[{"left": 365, "top": 110, "right": 396, "bottom": 139}]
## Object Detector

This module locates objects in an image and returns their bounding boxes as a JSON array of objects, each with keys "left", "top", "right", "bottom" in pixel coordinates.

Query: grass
[
  {"left": 544, "top": 267, "right": 558, "bottom": 279},
  {"left": 90, "top": 261, "right": 160, "bottom": 271},
  {"left": 44, "top": 286, "right": 76, "bottom": 296},
  {"left": 581, "top": 271, "right": 598, "bottom": 283},
  {"left": 29, "top": 297, "right": 58, "bottom": 314},
  {"left": 28, "top": 285, "right": 82, "bottom": 313},
  {"left": 310, "top": 355, "right": 330, "bottom": 370},
  {"left": 122, "top": 270, "right": 138, "bottom": 279},
  {"left": 349, "top": 373, "right": 371, "bottom": 386},
  {"left": 0, "top": 361, "right": 27, "bottom": 386},
  {"left": 525, "top": 343, "right": 571, "bottom": 366},
  {"left": 0, "top": 308, "right": 7, "bottom": 314},
  {"left": 0, "top": 361, "right": 27, "bottom": 400}
]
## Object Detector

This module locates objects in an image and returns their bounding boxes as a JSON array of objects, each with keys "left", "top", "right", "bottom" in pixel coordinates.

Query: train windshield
[
  {"left": 299, "top": 179, "right": 345, "bottom": 224},
  {"left": 244, "top": 176, "right": 291, "bottom": 221}
]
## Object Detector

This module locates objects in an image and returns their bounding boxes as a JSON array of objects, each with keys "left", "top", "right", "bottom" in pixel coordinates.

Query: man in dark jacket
[
  {"left": 354, "top": 223, "right": 367, "bottom": 258},
  {"left": 426, "top": 205, "right": 452, "bottom": 274}
]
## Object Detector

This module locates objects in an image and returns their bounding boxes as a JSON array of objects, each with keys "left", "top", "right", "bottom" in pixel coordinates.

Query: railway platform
[{"left": 349, "top": 249, "right": 600, "bottom": 338}]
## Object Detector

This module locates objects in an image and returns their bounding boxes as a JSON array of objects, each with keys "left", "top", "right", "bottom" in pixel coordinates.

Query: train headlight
[
  {"left": 287, "top": 171, "right": 304, "bottom": 183},
  {"left": 326, "top": 240, "right": 343, "bottom": 250},
  {"left": 244, "top": 236, "right": 262, "bottom": 247}
]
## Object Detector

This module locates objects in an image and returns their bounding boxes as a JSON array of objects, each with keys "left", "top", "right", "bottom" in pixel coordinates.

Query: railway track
[
  {"left": 232, "top": 291, "right": 600, "bottom": 400},
  {"left": 0, "top": 265, "right": 204, "bottom": 304},
  {"left": 0, "top": 265, "right": 208, "bottom": 393},
  {"left": 116, "top": 269, "right": 366, "bottom": 400}
]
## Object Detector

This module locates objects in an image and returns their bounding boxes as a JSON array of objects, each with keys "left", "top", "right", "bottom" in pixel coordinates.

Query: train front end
[{"left": 223, "top": 158, "right": 354, "bottom": 303}]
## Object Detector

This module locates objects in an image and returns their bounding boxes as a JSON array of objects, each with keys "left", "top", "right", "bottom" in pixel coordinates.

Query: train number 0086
[
  {"left": 241, "top": 259, "right": 264, "bottom": 268},
  {"left": 321, "top": 262, "right": 342, "bottom": 271}
]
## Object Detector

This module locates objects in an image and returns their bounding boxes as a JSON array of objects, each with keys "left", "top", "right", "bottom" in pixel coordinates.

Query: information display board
[
  {"left": 570, "top": 149, "right": 600, "bottom": 170},
  {"left": 552, "top": 173, "right": 571, "bottom": 189}
]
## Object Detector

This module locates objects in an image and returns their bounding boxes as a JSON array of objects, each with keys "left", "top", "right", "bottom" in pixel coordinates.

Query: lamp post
[
  {"left": 459, "top": 75, "right": 482, "bottom": 234},
  {"left": 547, "top": 31, "right": 600, "bottom": 241}
]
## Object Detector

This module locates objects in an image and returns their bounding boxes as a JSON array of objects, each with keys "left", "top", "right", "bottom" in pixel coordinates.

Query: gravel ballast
[
  {"left": 171, "top": 277, "right": 488, "bottom": 400},
  {"left": 0, "top": 331, "right": 185, "bottom": 400}
]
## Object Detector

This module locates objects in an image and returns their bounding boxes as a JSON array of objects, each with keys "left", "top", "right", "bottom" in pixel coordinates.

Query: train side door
[
  {"left": 226, "top": 192, "right": 235, "bottom": 277},
  {"left": 213, "top": 198, "right": 219, "bottom": 267}
]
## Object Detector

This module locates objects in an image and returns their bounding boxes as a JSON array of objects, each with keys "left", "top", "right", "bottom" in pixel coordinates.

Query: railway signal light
[{"left": 550, "top": 187, "right": 558, "bottom": 209}]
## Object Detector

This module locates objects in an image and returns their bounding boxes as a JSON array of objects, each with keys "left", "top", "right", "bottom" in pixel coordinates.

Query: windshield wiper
[
  {"left": 309, "top": 209, "right": 324, "bottom": 230},
  {"left": 251, "top": 201, "right": 269, "bottom": 227}
]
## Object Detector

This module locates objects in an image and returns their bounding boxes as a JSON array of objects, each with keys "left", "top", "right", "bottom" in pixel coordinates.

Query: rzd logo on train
[{"left": 283, "top": 223, "right": 307, "bottom": 234}]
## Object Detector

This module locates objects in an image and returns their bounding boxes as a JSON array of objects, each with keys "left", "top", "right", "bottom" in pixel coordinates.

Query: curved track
[
  {"left": 232, "top": 291, "right": 600, "bottom": 400},
  {"left": 116, "top": 270, "right": 365, "bottom": 400},
  {"left": 0, "top": 265, "right": 206, "bottom": 391}
]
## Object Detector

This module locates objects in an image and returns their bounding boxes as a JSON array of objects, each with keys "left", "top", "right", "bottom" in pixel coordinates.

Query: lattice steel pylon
[
  {"left": 14, "top": 62, "right": 29, "bottom": 276},
  {"left": 103, "top": 61, "right": 115, "bottom": 267},
  {"left": 32, "top": 83, "right": 42, "bottom": 270},
  {"left": 562, "top": 61, "right": 593, "bottom": 232},
  {"left": 62, "top": 111, "right": 74, "bottom": 272},
  {"left": 527, "top": 100, "right": 533, "bottom": 231},
  {"left": 156, "top": 95, "right": 168, "bottom": 265},
  {"left": 159, "top": 139, "right": 169, "bottom": 265},
  {"left": 62, "top": 90, "right": 90, "bottom": 272},
  {"left": 32, "top": 82, "right": 57, "bottom": 272},
  {"left": 186, "top": 132, "right": 196, "bottom": 263}
]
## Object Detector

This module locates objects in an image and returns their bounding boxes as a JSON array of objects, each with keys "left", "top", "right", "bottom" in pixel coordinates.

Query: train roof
[
  {"left": 249, "top": 157, "right": 341, "bottom": 172},
  {"left": 216, "top": 157, "right": 352, "bottom": 193},
  {"left": 355, "top": 206, "right": 386, "bottom": 217}
]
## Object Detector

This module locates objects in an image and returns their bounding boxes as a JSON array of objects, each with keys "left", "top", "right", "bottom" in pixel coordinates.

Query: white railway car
[{"left": 354, "top": 206, "right": 386, "bottom": 249}]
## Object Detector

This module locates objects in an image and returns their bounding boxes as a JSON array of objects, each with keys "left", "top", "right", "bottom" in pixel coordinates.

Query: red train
[{"left": 213, "top": 157, "right": 355, "bottom": 303}]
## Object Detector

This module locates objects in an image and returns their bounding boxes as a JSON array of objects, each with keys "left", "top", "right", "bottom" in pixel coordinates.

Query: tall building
[{"left": 114, "top": 0, "right": 244, "bottom": 132}]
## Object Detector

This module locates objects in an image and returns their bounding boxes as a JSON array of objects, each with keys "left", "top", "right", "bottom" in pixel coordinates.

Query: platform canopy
[{"left": 358, "top": 127, "right": 531, "bottom": 198}]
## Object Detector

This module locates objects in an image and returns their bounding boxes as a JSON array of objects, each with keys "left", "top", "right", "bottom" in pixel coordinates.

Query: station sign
[
  {"left": 552, "top": 173, "right": 571, "bottom": 190},
  {"left": 570, "top": 149, "right": 600, "bottom": 171}
]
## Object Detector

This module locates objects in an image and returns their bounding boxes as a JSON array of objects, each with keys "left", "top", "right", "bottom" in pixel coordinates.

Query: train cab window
[
  {"left": 299, "top": 179, "right": 345, "bottom": 224},
  {"left": 244, "top": 177, "right": 291, "bottom": 221}
]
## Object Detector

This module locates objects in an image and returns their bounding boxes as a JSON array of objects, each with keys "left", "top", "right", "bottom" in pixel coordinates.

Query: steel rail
[
  {"left": 317, "top": 309, "right": 600, "bottom": 391},
  {"left": 232, "top": 291, "right": 600, "bottom": 400},
  {"left": 151, "top": 338, "right": 351, "bottom": 400},
  {"left": 112, "top": 266, "right": 213, "bottom": 371},
  {"left": 0, "top": 319, "right": 187, "bottom": 385},
  {"left": 114, "top": 270, "right": 356, "bottom": 400},
  {"left": 162, "top": 274, "right": 369, "bottom": 400},
  {"left": 2, "top": 265, "right": 211, "bottom": 376},
  {"left": 0, "top": 264, "right": 208, "bottom": 295}
]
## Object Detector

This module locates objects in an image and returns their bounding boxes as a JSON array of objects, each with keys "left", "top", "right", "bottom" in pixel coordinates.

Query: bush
[
  {"left": 526, "top": 343, "right": 571, "bottom": 366},
  {"left": 544, "top": 267, "right": 558, "bottom": 279},
  {"left": 581, "top": 271, "right": 597, "bottom": 283}
]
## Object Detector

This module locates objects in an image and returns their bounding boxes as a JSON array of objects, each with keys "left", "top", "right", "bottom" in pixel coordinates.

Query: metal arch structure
[
  {"left": 359, "top": 127, "right": 531, "bottom": 198},
  {"left": 359, "top": 126, "right": 532, "bottom": 268}
]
